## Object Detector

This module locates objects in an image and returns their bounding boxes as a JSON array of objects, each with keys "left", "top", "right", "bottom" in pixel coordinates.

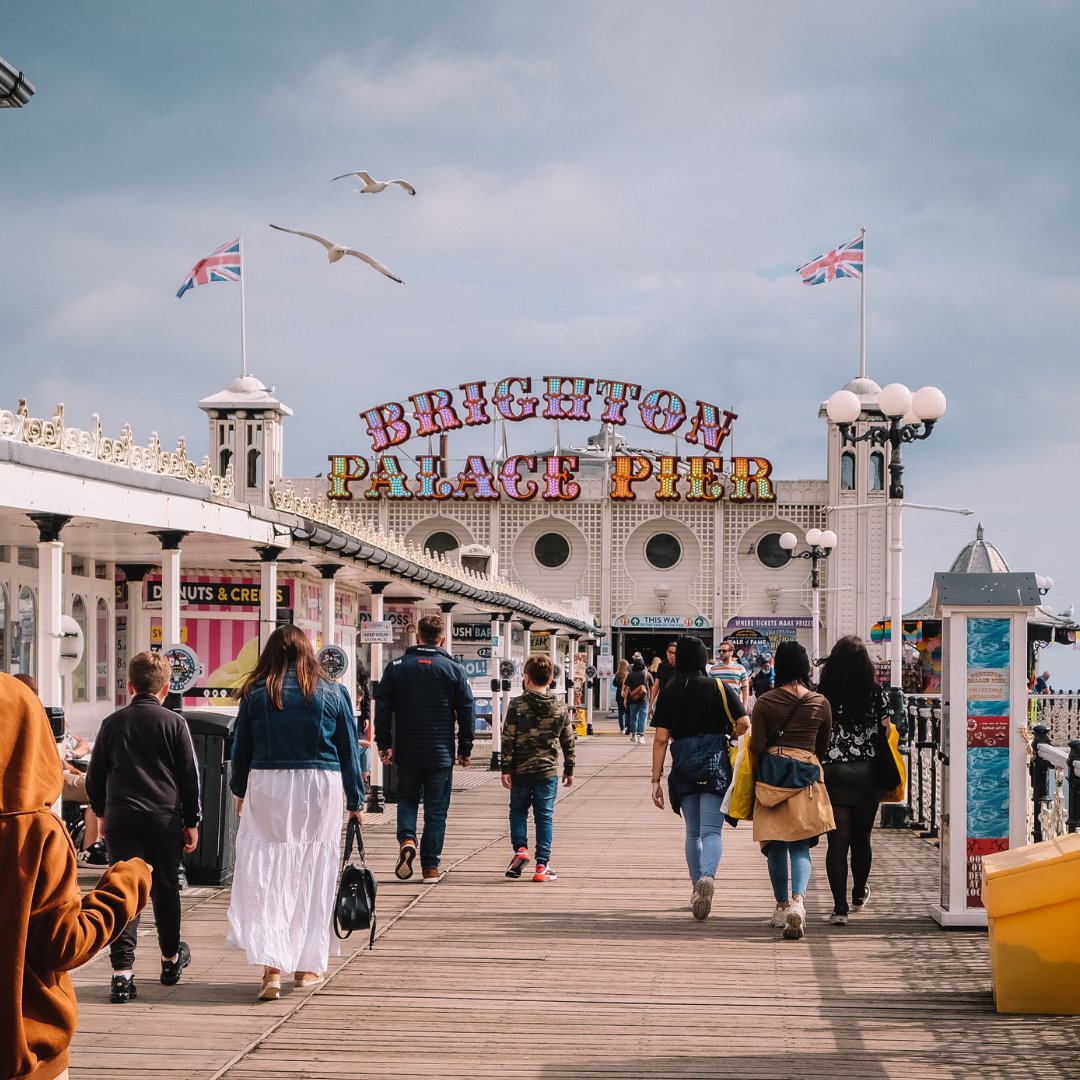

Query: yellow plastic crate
[{"left": 981, "top": 832, "right": 1080, "bottom": 1014}]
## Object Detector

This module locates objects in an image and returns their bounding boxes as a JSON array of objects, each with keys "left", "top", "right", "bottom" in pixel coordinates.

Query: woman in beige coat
[{"left": 750, "top": 640, "right": 834, "bottom": 940}]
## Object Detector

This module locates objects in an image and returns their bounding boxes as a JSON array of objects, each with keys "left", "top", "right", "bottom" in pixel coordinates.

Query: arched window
[
  {"left": 96, "top": 598, "right": 110, "bottom": 701},
  {"left": 0, "top": 584, "right": 7, "bottom": 672},
  {"left": 219, "top": 447, "right": 233, "bottom": 476},
  {"left": 424, "top": 531, "right": 459, "bottom": 557},
  {"left": 841, "top": 451, "right": 856, "bottom": 491},
  {"left": 18, "top": 586, "right": 36, "bottom": 679},
  {"left": 71, "top": 596, "right": 88, "bottom": 703},
  {"left": 247, "top": 448, "right": 261, "bottom": 489},
  {"left": 870, "top": 451, "right": 885, "bottom": 492}
]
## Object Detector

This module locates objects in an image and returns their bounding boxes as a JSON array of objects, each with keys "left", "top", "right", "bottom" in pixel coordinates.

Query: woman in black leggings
[{"left": 816, "top": 636, "right": 891, "bottom": 925}]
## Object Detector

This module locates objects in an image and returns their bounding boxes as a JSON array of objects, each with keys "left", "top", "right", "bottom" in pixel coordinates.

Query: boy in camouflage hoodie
[{"left": 501, "top": 655, "right": 576, "bottom": 882}]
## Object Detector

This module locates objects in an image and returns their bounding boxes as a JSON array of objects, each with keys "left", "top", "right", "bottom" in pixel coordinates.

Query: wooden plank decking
[{"left": 69, "top": 731, "right": 1080, "bottom": 1079}]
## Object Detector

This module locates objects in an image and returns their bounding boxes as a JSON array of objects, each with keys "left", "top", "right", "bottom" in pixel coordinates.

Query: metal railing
[{"left": 884, "top": 694, "right": 1080, "bottom": 845}]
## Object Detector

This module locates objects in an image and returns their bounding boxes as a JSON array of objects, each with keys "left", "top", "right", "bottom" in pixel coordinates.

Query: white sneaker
[
  {"left": 691, "top": 876, "right": 714, "bottom": 921},
  {"left": 783, "top": 899, "right": 806, "bottom": 940},
  {"left": 770, "top": 903, "right": 789, "bottom": 928}
]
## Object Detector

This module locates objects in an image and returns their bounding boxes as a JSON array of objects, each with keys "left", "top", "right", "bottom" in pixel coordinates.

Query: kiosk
[{"left": 931, "top": 572, "right": 1039, "bottom": 928}]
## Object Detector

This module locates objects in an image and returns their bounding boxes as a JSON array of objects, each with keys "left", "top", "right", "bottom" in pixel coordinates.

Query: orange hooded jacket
[{"left": 0, "top": 674, "right": 151, "bottom": 1080}]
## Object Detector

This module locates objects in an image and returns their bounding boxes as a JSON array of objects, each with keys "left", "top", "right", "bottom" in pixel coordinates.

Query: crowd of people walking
[{"left": 5, "top": 619, "right": 902, "bottom": 1079}]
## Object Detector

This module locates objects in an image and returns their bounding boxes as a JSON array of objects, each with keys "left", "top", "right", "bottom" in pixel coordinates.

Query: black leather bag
[{"left": 334, "top": 819, "right": 377, "bottom": 949}]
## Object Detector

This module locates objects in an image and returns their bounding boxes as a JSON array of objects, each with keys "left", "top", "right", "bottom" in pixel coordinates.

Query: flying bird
[
  {"left": 329, "top": 170, "right": 416, "bottom": 196},
  {"left": 268, "top": 224, "right": 404, "bottom": 284}
]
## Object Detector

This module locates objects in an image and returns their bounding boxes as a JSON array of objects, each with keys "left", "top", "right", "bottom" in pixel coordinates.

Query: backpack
[
  {"left": 334, "top": 819, "right": 377, "bottom": 949},
  {"left": 628, "top": 681, "right": 649, "bottom": 703}
]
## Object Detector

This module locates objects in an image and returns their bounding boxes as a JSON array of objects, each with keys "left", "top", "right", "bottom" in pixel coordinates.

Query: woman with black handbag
[
  {"left": 650, "top": 637, "right": 746, "bottom": 921},
  {"left": 227, "top": 626, "right": 364, "bottom": 1000},
  {"left": 817, "top": 636, "right": 893, "bottom": 926},
  {"left": 750, "top": 640, "right": 833, "bottom": 941}
]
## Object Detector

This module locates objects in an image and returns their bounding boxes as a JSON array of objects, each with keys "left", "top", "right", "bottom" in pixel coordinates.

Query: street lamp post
[
  {"left": 825, "top": 382, "right": 947, "bottom": 714},
  {"left": 779, "top": 529, "right": 838, "bottom": 663}
]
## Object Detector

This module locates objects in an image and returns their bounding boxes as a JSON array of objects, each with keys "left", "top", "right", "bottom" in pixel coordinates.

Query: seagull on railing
[
  {"left": 1056, "top": 602, "right": 1074, "bottom": 620},
  {"left": 329, "top": 170, "right": 416, "bottom": 196},
  {"left": 268, "top": 224, "right": 404, "bottom": 284}
]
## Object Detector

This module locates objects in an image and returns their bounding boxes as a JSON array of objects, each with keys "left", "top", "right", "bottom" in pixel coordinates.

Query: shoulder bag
[
  {"left": 334, "top": 819, "right": 378, "bottom": 949},
  {"left": 755, "top": 697, "right": 822, "bottom": 790}
]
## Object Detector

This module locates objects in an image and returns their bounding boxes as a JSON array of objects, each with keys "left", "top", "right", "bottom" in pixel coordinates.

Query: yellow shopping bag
[
  {"left": 880, "top": 722, "right": 907, "bottom": 804},
  {"left": 721, "top": 733, "right": 755, "bottom": 821}
]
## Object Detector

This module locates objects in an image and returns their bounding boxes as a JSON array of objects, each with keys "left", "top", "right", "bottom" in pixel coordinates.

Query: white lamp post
[
  {"left": 826, "top": 382, "right": 947, "bottom": 709},
  {"left": 779, "top": 528, "right": 838, "bottom": 662}
]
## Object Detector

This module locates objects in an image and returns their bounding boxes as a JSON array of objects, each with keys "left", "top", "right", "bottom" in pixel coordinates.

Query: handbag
[
  {"left": 334, "top": 819, "right": 378, "bottom": 949},
  {"left": 874, "top": 721, "right": 907, "bottom": 802},
  {"left": 720, "top": 734, "right": 754, "bottom": 820},
  {"left": 756, "top": 748, "right": 821, "bottom": 790}
]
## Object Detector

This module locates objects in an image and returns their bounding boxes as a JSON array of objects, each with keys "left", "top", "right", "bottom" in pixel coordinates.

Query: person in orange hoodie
[{"left": 0, "top": 673, "right": 151, "bottom": 1080}]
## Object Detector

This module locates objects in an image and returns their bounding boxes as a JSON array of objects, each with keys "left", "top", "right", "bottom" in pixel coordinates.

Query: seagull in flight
[
  {"left": 268, "top": 224, "right": 404, "bottom": 284},
  {"left": 329, "top": 170, "right": 417, "bottom": 196}
]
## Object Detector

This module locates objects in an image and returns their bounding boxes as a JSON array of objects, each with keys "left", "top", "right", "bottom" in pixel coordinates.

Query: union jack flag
[
  {"left": 176, "top": 239, "right": 241, "bottom": 299},
  {"left": 796, "top": 235, "right": 863, "bottom": 286}
]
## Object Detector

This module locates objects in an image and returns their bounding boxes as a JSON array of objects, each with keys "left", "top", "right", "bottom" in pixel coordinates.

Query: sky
[{"left": 3, "top": 2, "right": 1079, "bottom": 684}]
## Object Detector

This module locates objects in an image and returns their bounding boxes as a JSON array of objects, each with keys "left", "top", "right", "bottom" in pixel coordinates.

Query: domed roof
[
  {"left": 841, "top": 376, "right": 882, "bottom": 402},
  {"left": 906, "top": 524, "right": 1011, "bottom": 617},
  {"left": 197, "top": 372, "right": 293, "bottom": 416},
  {"left": 947, "top": 523, "right": 1011, "bottom": 574}
]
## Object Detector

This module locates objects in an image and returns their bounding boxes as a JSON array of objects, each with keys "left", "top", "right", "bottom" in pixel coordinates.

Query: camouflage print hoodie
[{"left": 500, "top": 690, "right": 575, "bottom": 781}]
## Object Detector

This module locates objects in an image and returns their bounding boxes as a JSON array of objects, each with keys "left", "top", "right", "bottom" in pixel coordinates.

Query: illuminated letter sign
[{"left": 333, "top": 377, "right": 779, "bottom": 504}]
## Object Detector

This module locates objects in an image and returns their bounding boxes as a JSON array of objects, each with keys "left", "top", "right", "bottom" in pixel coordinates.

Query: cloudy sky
[{"left": 4, "top": 2, "right": 1079, "bottom": 682}]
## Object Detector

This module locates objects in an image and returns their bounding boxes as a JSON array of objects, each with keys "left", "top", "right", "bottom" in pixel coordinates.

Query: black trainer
[
  {"left": 160, "top": 941, "right": 191, "bottom": 985},
  {"left": 110, "top": 974, "right": 137, "bottom": 1004}
]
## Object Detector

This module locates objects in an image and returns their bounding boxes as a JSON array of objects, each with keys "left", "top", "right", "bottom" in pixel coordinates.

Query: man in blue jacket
[{"left": 375, "top": 615, "right": 474, "bottom": 882}]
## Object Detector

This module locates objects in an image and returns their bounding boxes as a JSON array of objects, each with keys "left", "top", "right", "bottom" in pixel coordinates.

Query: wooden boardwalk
[{"left": 70, "top": 731, "right": 1080, "bottom": 1079}]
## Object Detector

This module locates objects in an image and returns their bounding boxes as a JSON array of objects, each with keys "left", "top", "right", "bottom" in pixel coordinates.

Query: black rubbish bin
[{"left": 182, "top": 710, "right": 240, "bottom": 886}]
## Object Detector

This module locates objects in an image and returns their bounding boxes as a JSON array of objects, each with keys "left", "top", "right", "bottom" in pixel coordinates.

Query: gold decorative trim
[{"left": 0, "top": 401, "right": 234, "bottom": 499}]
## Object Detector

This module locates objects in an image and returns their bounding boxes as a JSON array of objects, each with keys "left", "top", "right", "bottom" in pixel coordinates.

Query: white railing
[{"left": 0, "top": 400, "right": 234, "bottom": 499}]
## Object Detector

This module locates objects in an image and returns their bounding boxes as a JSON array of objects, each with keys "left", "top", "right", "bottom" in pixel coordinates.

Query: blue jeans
[
  {"left": 627, "top": 701, "right": 648, "bottom": 736},
  {"left": 680, "top": 791, "right": 725, "bottom": 882},
  {"left": 509, "top": 776, "right": 559, "bottom": 865},
  {"left": 396, "top": 764, "right": 454, "bottom": 870},
  {"left": 766, "top": 840, "right": 813, "bottom": 902}
]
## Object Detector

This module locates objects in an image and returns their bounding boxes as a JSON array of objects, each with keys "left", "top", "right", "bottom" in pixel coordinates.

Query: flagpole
[
  {"left": 858, "top": 226, "right": 867, "bottom": 379},
  {"left": 239, "top": 235, "right": 248, "bottom": 378}
]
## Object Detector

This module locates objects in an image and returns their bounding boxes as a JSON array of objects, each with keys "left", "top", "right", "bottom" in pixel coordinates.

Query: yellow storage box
[{"left": 981, "top": 832, "right": 1080, "bottom": 1014}]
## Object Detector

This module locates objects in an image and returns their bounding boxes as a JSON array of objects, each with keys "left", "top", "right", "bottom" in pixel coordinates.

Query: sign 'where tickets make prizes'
[{"left": 326, "top": 376, "right": 777, "bottom": 504}]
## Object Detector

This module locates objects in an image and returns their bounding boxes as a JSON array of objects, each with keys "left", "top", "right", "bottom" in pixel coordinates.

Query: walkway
[{"left": 70, "top": 731, "right": 1080, "bottom": 1079}]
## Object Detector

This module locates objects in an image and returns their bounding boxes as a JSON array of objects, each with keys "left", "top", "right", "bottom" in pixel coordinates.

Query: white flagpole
[
  {"left": 239, "top": 235, "right": 248, "bottom": 378},
  {"left": 858, "top": 226, "right": 867, "bottom": 379}
]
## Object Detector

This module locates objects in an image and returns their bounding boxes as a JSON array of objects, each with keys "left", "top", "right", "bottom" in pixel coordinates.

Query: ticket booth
[{"left": 931, "top": 572, "right": 1040, "bottom": 928}]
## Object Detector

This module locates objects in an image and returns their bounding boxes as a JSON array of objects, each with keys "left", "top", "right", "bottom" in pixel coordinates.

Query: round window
[
  {"left": 645, "top": 532, "right": 681, "bottom": 570},
  {"left": 534, "top": 532, "right": 571, "bottom": 568},
  {"left": 424, "top": 531, "right": 459, "bottom": 557},
  {"left": 756, "top": 532, "right": 791, "bottom": 570}
]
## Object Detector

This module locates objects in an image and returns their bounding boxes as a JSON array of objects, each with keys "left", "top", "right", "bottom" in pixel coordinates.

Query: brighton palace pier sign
[{"left": 326, "top": 376, "right": 776, "bottom": 504}]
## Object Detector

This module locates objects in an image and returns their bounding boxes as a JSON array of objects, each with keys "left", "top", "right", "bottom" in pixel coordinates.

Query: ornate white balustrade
[{"left": 0, "top": 400, "right": 234, "bottom": 499}]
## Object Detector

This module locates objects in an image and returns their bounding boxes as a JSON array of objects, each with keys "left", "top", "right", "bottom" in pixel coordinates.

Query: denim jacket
[{"left": 230, "top": 671, "right": 363, "bottom": 811}]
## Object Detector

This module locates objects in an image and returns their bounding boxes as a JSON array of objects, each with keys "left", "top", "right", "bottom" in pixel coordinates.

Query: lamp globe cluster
[{"left": 826, "top": 383, "right": 947, "bottom": 426}]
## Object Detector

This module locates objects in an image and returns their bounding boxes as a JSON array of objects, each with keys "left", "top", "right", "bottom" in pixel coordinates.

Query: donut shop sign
[{"left": 326, "top": 376, "right": 776, "bottom": 504}]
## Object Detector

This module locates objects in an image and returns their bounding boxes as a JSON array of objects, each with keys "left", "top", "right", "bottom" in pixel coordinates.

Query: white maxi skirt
[{"left": 226, "top": 768, "right": 344, "bottom": 973}]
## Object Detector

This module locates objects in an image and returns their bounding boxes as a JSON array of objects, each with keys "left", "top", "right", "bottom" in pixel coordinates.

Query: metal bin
[{"left": 181, "top": 710, "right": 240, "bottom": 886}]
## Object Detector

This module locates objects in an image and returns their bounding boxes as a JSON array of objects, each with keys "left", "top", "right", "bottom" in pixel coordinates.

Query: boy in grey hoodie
[{"left": 500, "top": 655, "right": 576, "bottom": 882}]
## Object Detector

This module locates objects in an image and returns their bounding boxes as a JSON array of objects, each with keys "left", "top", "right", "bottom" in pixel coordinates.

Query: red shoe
[
  {"left": 505, "top": 848, "right": 531, "bottom": 878},
  {"left": 532, "top": 863, "right": 557, "bottom": 882}
]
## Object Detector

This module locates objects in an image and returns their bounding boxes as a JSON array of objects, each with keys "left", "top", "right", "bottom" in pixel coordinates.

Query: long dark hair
[
  {"left": 773, "top": 640, "right": 812, "bottom": 689},
  {"left": 669, "top": 636, "right": 709, "bottom": 692},
  {"left": 816, "top": 635, "right": 878, "bottom": 719},
  {"left": 240, "top": 625, "right": 325, "bottom": 709}
]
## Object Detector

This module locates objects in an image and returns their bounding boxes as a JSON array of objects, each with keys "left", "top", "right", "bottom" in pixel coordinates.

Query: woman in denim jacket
[{"left": 227, "top": 626, "right": 363, "bottom": 1000}]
